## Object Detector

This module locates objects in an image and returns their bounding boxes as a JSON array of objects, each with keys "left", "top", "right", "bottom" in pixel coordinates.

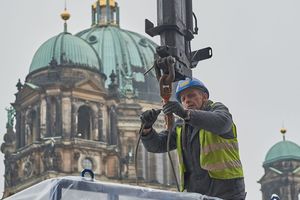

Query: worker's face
[{"left": 180, "top": 88, "right": 208, "bottom": 110}]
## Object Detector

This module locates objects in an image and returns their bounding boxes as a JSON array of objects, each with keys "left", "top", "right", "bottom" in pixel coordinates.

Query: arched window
[
  {"left": 82, "top": 157, "right": 93, "bottom": 170},
  {"left": 29, "top": 110, "right": 38, "bottom": 143},
  {"left": 109, "top": 106, "right": 118, "bottom": 145},
  {"left": 47, "top": 96, "right": 60, "bottom": 137},
  {"left": 126, "top": 142, "right": 134, "bottom": 164},
  {"left": 25, "top": 109, "right": 38, "bottom": 145},
  {"left": 77, "top": 106, "right": 92, "bottom": 140}
]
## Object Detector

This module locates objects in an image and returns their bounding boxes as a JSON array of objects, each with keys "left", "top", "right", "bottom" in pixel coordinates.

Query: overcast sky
[{"left": 1, "top": 0, "right": 300, "bottom": 199}]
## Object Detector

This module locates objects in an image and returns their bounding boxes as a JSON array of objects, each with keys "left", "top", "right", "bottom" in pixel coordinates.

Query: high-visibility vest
[{"left": 176, "top": 124, "right": 244, "bottom": 192}]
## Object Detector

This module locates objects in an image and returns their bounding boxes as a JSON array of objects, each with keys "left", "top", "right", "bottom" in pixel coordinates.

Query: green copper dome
[
  {"left": 76, "top": 25, "right": 160, "bottom": 101},
  {"left": 29, "top": 32, "right": 102, "bottom": 73},
  {"left": 264, "top": 140, "right": 300, "bottom": 165},
  {"left": 76, "top": 26, "right": 157, "bottom": 81}
]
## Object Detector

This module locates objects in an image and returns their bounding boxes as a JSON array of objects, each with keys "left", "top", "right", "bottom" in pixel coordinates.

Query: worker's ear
[{"left": 202, "top": 92, "right": 209, "bottom": 100}]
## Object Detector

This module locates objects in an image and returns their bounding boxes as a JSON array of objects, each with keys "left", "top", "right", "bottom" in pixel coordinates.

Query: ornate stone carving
[
  {"left": 23, "top": 155, "right": 35, "bottom": 178},
  {"left": 42, "top": 145, "right": 62, "bottom": 171},
  {"left": 5, "top": 107, "right": 15, "bottom": 129},
  {"left": 108, "top": 70, "right": 120, "bottom": 99},
  {"left": 25, "top": 124, "right": 32, "bottom": 145},
  {"left": 4, "top": 159, "right": 19, "bottom": 187},
  {"left": 23, "top": 161, "right": 33, "bottom": 177},
  {"left": 3, "top": 131, "right": 15, "bottom": 144},
  {"left": 73, "top": 152, "right": 80, "bottom": 161},
  {"left": 16, "top": 79, "right": 23, "bottom": 91}
]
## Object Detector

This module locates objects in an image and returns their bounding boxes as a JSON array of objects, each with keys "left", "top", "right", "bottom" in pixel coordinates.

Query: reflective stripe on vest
[
  {"left": 176, "top": 126, "right": 185, "bottom": 192},
  {"left": 176, "top": 124, "right": 243, "bottom": 189},
  {"left": 199, "top": 124, "right": 243, "bottom": 179}
]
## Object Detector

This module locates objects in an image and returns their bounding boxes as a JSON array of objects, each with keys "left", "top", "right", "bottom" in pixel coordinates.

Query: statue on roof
[{"left": 5, "top": 107, "right": 15, "bottom": 129}]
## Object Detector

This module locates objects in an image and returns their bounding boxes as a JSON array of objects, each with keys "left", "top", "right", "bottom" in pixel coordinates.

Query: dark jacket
[{"left": 141, "top": 101, "right": 246, "bottom": 200}]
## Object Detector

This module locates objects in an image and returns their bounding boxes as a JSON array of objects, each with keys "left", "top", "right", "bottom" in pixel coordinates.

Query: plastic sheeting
[{"left": 4, "top": 176, "right": 223, "bottom": 200}]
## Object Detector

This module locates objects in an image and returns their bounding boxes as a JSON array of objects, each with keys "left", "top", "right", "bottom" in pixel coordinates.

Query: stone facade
[
  {"left": 259, "top": 159, "right": 300, "bottom": 200},
  {"left": 1, "top": 65, "right": 178, "bottom": 198}
]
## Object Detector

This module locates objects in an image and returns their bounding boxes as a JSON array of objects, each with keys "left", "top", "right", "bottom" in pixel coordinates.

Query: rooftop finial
[
  {"left": 61, "top": 0, "right": 71, "bottom": 32},
  {"left": 280, "top": 126, "right": 287, "bottom": 141}
]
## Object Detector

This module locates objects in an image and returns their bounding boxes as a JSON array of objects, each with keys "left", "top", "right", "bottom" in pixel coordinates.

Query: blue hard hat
[{"left": 175, "top": 77, "right": 209, "bottom": 102}]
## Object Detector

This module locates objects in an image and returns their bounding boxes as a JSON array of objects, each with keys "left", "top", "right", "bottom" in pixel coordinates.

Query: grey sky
[{"left": 1, "top": 0, "right": 300, "bottom": 199}]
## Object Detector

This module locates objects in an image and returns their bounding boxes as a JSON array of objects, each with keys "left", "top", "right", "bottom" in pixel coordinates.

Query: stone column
[
  {"left": 62, "top": 96, "right": 72, "bottom": 138},
  {"left": 35, "top": 105, "right": 41, "bottom": 141},
  {"left": 148, "top": 153, "right": 156, "bottom": 182},
  {"left": 15, "top": 110, "right": 21, "bottom": 148},
  {"left": 45, "top": 96, "right": 52, "bottom": 137},
  {"left": 40, "top": 97, "right": 47, "bottom": 138},
  {"left": 20, "top": 111, "right": 26, "bottom": 147},
  {"left": 98, "top": 110, "right": 104, "bottom": 141},
  {"left": 101, "top": 105, "right": 108, "bottom": 143},
  {"left": 91, "top": 103, "right": 99, "bottom": 141},
  {"left": 142, "top": 145, "right": 147, "bottom": 180},
  {"left": 71, "top": 101, "right": 77, "bottom": 138},
  {"left": 55, "top": 96, "right": 62, "bottom": 136}
]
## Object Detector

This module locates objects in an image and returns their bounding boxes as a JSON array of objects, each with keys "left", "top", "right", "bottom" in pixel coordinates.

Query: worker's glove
[
  {"left": 140, "top": 109, "right": 161, "bottom": 129},
  {"left": 163, "top": 101, "right": 188, "bottom": 119}
]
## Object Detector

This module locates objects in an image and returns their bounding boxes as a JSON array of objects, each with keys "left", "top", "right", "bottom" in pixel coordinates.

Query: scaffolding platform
[{"left": 4, "top": 176, "right": 223, "bottom": 200}]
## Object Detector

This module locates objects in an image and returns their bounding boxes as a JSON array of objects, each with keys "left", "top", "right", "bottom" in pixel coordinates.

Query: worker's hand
[
  {"left": 163, "top": 101, "right": 188, "bottom": 119},
  {"left": 140, "top": 109, "right": 162, "bottom": 129}
]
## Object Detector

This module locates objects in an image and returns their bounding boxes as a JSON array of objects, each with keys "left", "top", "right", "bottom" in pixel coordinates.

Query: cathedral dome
[
  {"left": 76, "top": 25, "right": 160, "bottom": 101},
  {"left": 76, "top": 25, "right": 157, "bottom": 78},
  {"left": 29, "top": 32, "right": 102, "bottom": 74},
  {"left": 264, "top": 140, "right": 300, "bottom": 165}
]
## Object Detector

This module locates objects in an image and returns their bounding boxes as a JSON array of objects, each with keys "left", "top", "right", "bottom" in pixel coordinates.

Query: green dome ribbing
[
  {"left": 264, "top": 140, "right": 300, "bottom": 165},
  {"left": 29, "top": 32, "right": 102, "bottom": 73},
  {"left": 76, "top": 26, "right": 157, "bottom": 83},
  {"left": 76, "top": 26, "right": 161, "bottom": 101}
]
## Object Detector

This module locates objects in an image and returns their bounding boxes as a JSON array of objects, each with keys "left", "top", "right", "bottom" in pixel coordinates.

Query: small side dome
[
  {"left": 29, "top": 32, "right": 102, "bottom": 73},
  {"left": 264, "top": 140, "right": 300, "bottom": 165}
]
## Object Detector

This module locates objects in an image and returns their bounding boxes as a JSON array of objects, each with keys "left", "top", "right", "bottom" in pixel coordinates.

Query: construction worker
[{"left": 140, "top": 77, "right": 246, "bottom": 200}]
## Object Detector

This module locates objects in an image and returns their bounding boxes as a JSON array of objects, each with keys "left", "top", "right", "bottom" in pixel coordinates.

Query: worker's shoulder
[{"left": 210, "top": 101, "right": 229, "bottom": 110}]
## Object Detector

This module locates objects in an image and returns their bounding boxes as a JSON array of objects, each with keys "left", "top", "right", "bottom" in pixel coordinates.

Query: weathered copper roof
[
  {"left": 264, "top": 140, "right": 300, "bottom": 165},
  {"left": 77, "top": 25, "right": 160, "bottom": 101},
  {"left": 29, "top": 32, "right": 102, "bottom": 73}
]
